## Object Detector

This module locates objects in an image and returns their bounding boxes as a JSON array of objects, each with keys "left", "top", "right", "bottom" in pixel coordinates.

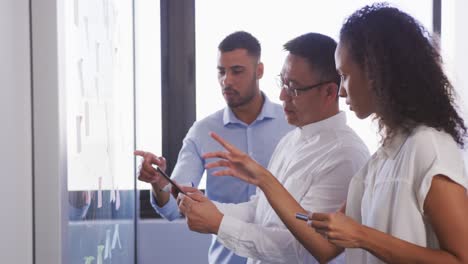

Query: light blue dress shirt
[{"left": 150, "top": 94, "right": 293, "bottom": 264}]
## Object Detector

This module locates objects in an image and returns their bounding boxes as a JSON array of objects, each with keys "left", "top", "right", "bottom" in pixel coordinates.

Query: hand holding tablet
[{"left": 152, "top": 164, "right": 187, "bottom": 195}]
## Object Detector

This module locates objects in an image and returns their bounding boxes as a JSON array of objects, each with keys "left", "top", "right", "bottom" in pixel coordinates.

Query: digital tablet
[{"left": 152, "top": 164, "right": 187, "bottom": 195}]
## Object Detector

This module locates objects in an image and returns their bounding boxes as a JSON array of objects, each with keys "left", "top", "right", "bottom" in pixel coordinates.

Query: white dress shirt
[
  {"left": 215, "top": 112, "right": 370, "bottom": 264},
  {"left": 345, "top": 126, "right": 468, "bottom": 263}
]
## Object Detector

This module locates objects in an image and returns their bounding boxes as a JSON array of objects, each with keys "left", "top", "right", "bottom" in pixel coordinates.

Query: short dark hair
[
  {"left": 340, "top": 2, "right": 466, "bottom": 147},
  {"left": 218, "top": 31, "right": 261, "bottom": 59},
  {"left": 283, "top": 33, "right": 340, "bottom": 86}
]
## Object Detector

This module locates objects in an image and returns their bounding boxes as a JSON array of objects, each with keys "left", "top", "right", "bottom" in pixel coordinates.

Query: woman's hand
[
  {"left": 203, "top": 132, "right": 271, "bottom": 186},
  {"left": 309, "top": 210, "right": 365, "bottom": 249}
]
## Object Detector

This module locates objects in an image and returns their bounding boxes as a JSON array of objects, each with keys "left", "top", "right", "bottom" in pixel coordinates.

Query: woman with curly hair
[{"left": 201, "top": 3, "right": 468, "bottom": 263}]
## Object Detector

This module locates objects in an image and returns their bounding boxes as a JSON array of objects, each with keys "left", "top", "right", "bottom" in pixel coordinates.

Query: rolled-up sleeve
[{"left": 217, "top": 215, "right": 304, "bottom": 264}]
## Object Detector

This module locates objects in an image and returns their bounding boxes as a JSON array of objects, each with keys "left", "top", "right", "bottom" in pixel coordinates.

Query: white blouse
[{"left": 346, "top": 126, "right": 468, "bottom": 263}]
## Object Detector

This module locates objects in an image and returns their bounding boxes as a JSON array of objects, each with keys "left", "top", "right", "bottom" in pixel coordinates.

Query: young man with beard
[{"left": 135, "top": 31, "right": 292, "bottom": 264}]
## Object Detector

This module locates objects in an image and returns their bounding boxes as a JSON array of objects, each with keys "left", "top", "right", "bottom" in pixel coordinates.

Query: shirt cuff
[
  {"left": 149, "top": 190, "right": 181, "bottom": 221},
  {"left": 217, "top": 214, "right": 253, "bottom": 252}
]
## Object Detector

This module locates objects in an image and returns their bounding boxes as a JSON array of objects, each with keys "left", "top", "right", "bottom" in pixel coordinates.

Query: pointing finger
[
  {"left": 134, "top": 150, "right": 146, "bottom": 157},
  {"left": 209, "top": 132, "right": 237, "bottom": 153}
]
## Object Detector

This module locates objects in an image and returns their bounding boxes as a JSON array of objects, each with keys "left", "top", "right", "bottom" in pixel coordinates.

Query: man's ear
[
  {"left": 256, "top": 62, "right": 264, "bottom": 79},
  {"left": 325, "top": 83, "right": 339, "bottom": 101}
]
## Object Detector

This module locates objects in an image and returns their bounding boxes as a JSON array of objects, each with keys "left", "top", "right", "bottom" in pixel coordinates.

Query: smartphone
[
  {"left": 152, "top": 164, "right": 187, "bottom": 195},
  {"left": 295, "top": 212, "right": 308, "bottom": 221}
]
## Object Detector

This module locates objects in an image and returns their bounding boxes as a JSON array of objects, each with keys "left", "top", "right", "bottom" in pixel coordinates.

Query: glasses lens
[{"left": 277, "top": 75, "right": 301, "bottom": 96}]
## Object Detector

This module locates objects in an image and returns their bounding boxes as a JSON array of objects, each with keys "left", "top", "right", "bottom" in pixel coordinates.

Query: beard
[{"left": 223, "top": 76, "right": 258, "bottom": 108}]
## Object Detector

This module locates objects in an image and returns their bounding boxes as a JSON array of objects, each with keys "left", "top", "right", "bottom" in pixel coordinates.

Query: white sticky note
[
  {"left": 111, "top": 224, "right": 121, "bottom": 249},
  {"left": 84, "top": 17, "right": 90, "bottom": 49},
  {"left": 76, "top": 116, "right": 82, "bottom": 153},
  {"left": 109, "top": 189, "right": 115, "bottom": 203},
  {"left": 97, "top": 177, "right": 103, "bottom": 208},
  {"left": 97, "top": 245, "right": 104, "bottom": 264},
  {"left": 77, "top": 59, "right": 84, "bottom": 96},
  {"left": 73, "top": 0, "right": 79, "bottom": 27},
  {"left": 85, "top": 190, "right": 91, "bottom": 205},
  {"left": 95, "top": 42, "right": 100, "bottom": 73},
  {"left": 115, "top": 187, "right": 120, "bottom": 210},
  {"left": 103, "top": 0, "right": 109, "bottom": 32},
  {"left": 84, "top": 102, "right": 90, "bottom": 136},
  {"left": 95, "top": 76, "right": 100, "bottom": 102},
  {"left": 104, "top": 229, "right": 111, "bottom": 259}
]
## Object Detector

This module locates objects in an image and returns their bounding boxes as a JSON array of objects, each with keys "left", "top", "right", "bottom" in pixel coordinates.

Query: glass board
[{"left": 65, "top": 0, "right": 135, "bottom": 263}]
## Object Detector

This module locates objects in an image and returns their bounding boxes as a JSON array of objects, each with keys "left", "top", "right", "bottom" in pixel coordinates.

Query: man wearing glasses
[
  {"left": 135, "top": 31, "right": 293, "bottom": 264},
  {"left": 177, "top": 33, "right": 370, "bottom": 264}
]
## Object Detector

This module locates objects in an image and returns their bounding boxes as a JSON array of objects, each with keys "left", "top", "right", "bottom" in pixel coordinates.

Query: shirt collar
[
  {"left": 223, "top": 92, "right": 276, "bottom": 126},
  {"left": 378, "top": 130, "right": 409, "bottom": 159},
  {"left": 299, "top": 111, "right": 347, "bottom": 140}
]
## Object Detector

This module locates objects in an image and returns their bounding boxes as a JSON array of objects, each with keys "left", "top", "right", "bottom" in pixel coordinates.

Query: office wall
[
  {"left": 442, "top": 1, "right": 468, "bottom": 117},
  {"left": 0, "top": 0, "right": 33, "bottom": 263},
  {"left": 138, "top": 220, "right": 211, "bottom": 264},
  {"left": 452, "top": 2, "right": 468, "bottom": 167},
  {"left": 31, "top": 0, "right": 68, "bottom": 262},
  {"left": 453, "top": 1, "right": 468, "bottom": 114}
]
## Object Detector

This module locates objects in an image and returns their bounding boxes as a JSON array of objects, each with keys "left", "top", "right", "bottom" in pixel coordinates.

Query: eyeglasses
[{"left": 276, "top": 75, "right": 334, "bottom": 97}]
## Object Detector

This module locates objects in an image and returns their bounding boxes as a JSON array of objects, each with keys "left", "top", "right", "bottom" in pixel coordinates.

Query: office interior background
[{"left": 1, "top": 0, "right": 467, "bottom": 263}]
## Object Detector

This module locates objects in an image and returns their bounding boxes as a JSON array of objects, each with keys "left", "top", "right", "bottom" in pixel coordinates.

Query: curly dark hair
[{"left": 340, "top": 2, "right": 466, "bottom": 147}]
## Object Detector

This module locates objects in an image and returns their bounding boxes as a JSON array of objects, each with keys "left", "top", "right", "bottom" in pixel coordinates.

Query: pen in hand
[{"left": 295, "top": 212, "right": 308, "bottom": 221}]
